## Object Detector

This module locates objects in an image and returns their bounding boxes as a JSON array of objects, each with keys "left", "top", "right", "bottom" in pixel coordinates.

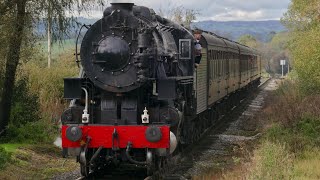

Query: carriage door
[{"left": 195, "top": 48, "right": 208, "bottom": 114}]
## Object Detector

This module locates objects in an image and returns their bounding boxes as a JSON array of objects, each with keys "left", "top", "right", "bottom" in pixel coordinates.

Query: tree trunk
[
  {"left": 0, "top": 0, "right": 27, "bottom": 134},
  {"left": 47, "top": 0, "right": 52, "bottom": 68}
]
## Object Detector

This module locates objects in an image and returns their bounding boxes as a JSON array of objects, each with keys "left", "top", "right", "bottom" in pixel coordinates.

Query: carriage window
[
  {"left": 179, "top": 39, "right": 191, "bottom": 59},
  {"left": 211, "top": 50, "right": 214, "bottom": 60}
]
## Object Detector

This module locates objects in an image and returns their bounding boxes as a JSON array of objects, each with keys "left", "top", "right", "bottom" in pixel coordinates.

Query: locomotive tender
[{"left": 61, "top": 2, "right": 261, "bottom": 177}]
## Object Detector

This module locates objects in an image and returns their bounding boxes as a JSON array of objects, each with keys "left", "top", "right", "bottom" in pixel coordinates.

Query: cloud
[
  {"left": 204, "top": 9, "right": 288, "bottom": 21},
  {"left": 211, "top": 10, "right": 264, "bottom": 21},
  {"left": 92, "top": 0, "right": 291, "bottom": 21}
]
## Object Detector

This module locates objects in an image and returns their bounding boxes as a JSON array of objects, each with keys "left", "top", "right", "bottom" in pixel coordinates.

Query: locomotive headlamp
[
  {"left": 66, "top": 126, "right": 82, "bottom": 142},
  {"left": 141, "top": 107, "right": 149, "bottom": 124},
  {"left": 145, "top": 126, "right": 162, "bottom": 142}
]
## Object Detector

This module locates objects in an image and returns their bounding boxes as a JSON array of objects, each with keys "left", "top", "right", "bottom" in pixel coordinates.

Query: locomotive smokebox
[
  {"left": 95, "top": 36, "right": 130, "bottom": 72},
  {"left": 81, "top": 1, "right": 154, "bottom": 93}
]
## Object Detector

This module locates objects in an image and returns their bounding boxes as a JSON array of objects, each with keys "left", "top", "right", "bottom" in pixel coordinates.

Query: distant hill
[
  {"left": 192, "top": 20, "right": 287, "bottom": 42},
  {"left": 37, "top": 18, "right": 286, "bottom": 43}
]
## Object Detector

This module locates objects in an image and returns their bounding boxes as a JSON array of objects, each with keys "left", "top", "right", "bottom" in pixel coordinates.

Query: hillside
[
  {"left": 192, "top": 20, "right": 287, "bottom": 42},
  {"left": 72, "top": 18, "right": 287, "bottom": 42},
  {"left": 36, "top": 18, "right": 286, "bottom": 43}
]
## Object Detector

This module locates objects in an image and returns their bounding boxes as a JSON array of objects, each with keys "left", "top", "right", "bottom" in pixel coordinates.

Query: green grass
[
  {"left": 0, "top": 146, "right": 12, "bottom": 169},
  {"left": 293, "top": 148, "right": 320, "bottom": 180},
  {"left": 265, "top": 115, "right": 320, "bottom": 153},
  {"left": 246, "top": 141, "right": 294, "bottom": 180},
  {"left": 0, "top": 144, "right": 26, "bottom": 169},
  {"left": 242, "top": 141, "right": 320, "bottom": 180},
  {"left": 0, "top": 144, "right": 78, "bottom": 179},
  {"left": 0, "top": 144, "right": 25, "bottom": 153}
]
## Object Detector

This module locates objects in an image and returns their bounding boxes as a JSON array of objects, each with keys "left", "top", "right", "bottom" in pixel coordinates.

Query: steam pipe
[
  {"left": 81, "top": 87, "right": 90, "bottom": 123},
  {"left": 125, "top": 142, "right": 148, "bottom": 165},
  {"left": 82, "top": 88, "right": 88, "bottom": 113}
]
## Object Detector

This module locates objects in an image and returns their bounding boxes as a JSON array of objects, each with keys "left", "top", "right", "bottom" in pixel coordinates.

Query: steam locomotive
[{"left": 61, "top": 2, "right": 261, "bottom": 177}]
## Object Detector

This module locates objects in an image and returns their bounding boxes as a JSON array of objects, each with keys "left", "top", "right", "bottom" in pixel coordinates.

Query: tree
[
  {"left": 0, "top": 7, "right": 12, "bottom": 91},
  {"left": 0, "top": 0, "right": 99, "bottom": 134},
  {"left": 157, "top": 5, "right": 198, "bottom": 29},
  {"left": 282, "top": 0, "right": 320, "bottom": 94},
  {"left": 238, "top": 34, "right": 259, "bottom": 49},
  {"left": 172, "top": 6, "right": 184, "bottom": 25},
  {"left": 282, "top": 0, "right": 320, "bottom": 31},
  {"left": 267, "top": 31, "right": 276, "bottom": 42},
  {"left": 184, "top": 9, "right": 198, "bottom": 29},
  {"left": 47, "top": 0, "right": 52, "bottom": 68},
  {"left": 238, "top": 32, "right": 290, "bottom": 75},
  {"left": 0, "top": 0, "right": 28, "bottom": 134}
]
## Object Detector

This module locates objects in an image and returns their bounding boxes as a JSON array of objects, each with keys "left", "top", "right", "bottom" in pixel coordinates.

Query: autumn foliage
[{"left": 282, "top": 0, "right": 320, "bottom": 94}]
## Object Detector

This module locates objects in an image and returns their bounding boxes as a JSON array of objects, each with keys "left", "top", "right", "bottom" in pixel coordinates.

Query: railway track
[{"left": 60, "top": 78, "right": 275, "bottom": 180}]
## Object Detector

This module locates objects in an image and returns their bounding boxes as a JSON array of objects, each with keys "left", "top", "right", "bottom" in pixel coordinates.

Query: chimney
[{"left": 111, "top": 3, "right": 134, "bottom": 11}]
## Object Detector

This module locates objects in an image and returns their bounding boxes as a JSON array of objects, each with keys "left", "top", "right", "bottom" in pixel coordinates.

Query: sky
[{"left": 85, "top": 0, "right": 291, "bottom": 21}]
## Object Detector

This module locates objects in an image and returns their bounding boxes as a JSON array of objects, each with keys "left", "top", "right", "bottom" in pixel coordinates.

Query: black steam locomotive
[{"left": 61, "top": 2, "right": 261, "bottom": 177}]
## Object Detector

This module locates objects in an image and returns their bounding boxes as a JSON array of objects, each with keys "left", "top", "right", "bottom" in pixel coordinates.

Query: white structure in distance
[{"left": 280, "top": 60, "right": 286, "bottom": 77}]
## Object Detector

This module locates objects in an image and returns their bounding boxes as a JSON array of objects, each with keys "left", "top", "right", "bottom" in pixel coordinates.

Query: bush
[
  {"left": 1, "top": 76, "right": 57, "bottom": 144},
  {"left": 267, "top": 80, "right": 320, "bottom": 128},
  {"left": 266, "top": 116, "right": 320, "bottom": 153},
  {"left": 294, "top": 116, "right": 320, "bottom": 148},
  {"left": 289, "top": 27, "right": 320, "bottom": 94},
  {"left": 0, "top": 147, "right": 11, "bottom": 169},
  {"left": 10, "top": 77, "right": 40, "bottom": 127},
  {"left": 22, "top": 49, "right": 78, "bottom": 121},
  {"left": 2, "top": 76, "right": 44, "bottom": 143},
  {"left": 5, "top": 121, "right": 57, "bottom": 144},
  {"left": 261, "top": 80, "right": 320, "bottom": 153},
  {"left": 265, "top": 122, "right": 319, "bottom": 154}
]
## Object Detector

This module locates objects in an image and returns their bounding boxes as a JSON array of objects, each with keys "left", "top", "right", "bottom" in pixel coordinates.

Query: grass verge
[{"left": 0, "top": 144, "right": 77, "bottom": 179}]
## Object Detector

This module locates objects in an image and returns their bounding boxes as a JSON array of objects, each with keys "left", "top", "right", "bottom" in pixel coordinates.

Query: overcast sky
[{"left": 87, "top": 0, "right": 291, "bottom": 21}]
